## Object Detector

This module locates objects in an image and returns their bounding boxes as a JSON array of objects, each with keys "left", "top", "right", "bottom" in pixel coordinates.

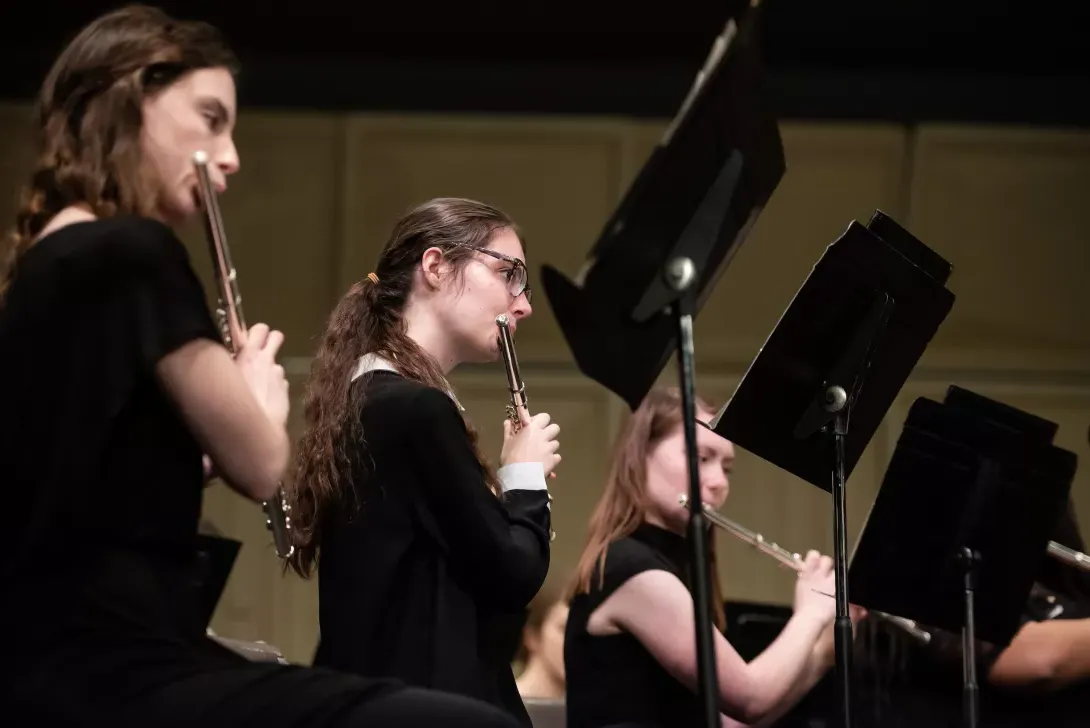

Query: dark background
[{"left": 1, "top": 0, "right": 1087, "bottom": 124}]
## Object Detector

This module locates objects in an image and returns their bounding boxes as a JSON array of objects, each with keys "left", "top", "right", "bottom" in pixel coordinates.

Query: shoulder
[
  {"left": 89, "top": 217, "right": 192, "bottom": 274},
  {"left": 359, "top": 371, "right": 465, "bottom": 432},
  {"left": 606, "top": 534, "right": 673, "bottom": 579},
  {"left": 26, "top": 216, "right": 193, "bottom": 289},
  {"left": 590, "top": 535, "right": 678, "bottom": 599}
]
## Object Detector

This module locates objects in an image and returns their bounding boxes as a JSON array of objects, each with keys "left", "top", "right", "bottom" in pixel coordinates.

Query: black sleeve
[
  {"left": 103, "top": 219, "right": 222, "bottom": 370},
  {"left": 407, "top": 385, "right": 551, "bottom": 611}
]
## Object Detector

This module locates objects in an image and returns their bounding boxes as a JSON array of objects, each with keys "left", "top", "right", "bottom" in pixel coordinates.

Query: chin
[
  {"left": 160, "top": 195, "right": 198, "bottom": 226},
  {"left": 482, "top": 335, "right": 502, "bottom": 362}
]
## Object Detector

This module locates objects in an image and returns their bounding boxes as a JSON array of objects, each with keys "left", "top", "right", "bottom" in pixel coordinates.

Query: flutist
[
  {"left": 564, "top": 386, "right": 864, "bottom": 728},
  {"left": 284, "top": 197, "right": 561, "bottom": 727},
  {"left": 0, "top": 8, "right": 523, "bottom": 728}
]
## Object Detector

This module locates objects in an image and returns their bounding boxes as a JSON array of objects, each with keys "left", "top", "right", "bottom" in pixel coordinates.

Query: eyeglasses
[{"left": 453, "top": 244, "right": 532, "bottom": 304}]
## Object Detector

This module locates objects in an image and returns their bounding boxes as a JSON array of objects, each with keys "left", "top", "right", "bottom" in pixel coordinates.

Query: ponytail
[{"left": 284, "top": 279, "right": 377, "bottom": 578}]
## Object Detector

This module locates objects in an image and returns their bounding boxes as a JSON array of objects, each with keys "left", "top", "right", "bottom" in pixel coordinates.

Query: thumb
[{"left": 503, "top": 418, "right": 512, "bottom": 438}]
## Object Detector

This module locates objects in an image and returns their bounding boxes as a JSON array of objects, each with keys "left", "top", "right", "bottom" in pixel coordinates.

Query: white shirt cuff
[{"left": 497, "top": 462, "right": 548, "bottom": 495}]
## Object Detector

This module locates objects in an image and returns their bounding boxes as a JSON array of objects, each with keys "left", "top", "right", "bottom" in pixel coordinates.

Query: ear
[{"left": 419, "top": 246, "right": 449, "bottom": 291}]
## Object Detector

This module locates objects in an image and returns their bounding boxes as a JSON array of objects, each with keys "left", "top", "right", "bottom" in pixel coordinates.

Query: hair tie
[{"left": 366, "top": 272, "right": 379, "bottom": 285}]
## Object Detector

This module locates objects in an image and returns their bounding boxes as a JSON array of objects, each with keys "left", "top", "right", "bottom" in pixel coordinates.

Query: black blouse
[
  {"left": 312, "top": 366, "right": 553, "bottom": 726},
  {"left": 564, "top": 523, "right": 709, "bottom": 728},
  {"left": 0, "top": 217, "right": 467, "bottom": 728},
  {"left": 0, "top": 217, "right": 223, "bottom": 629}
]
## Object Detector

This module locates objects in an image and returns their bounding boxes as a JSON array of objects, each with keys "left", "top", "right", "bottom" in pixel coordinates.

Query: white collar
[{"left": 351, "top": 352, "right": 465, "bottom": 412}]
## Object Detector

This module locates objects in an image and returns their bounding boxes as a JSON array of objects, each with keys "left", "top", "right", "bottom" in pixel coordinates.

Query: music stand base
[{"left": 670, "top": 257, "right": 720, "bottom": 728}]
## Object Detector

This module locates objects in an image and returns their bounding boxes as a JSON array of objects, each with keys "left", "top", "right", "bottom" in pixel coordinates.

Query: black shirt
[
  {"left": 0, "top": 217, "right": 409, "bottom": 728},
  {"left": 564, "top": 523, "right": 708, "bottom": 728},
  {"left": 1, "top": 217, "right": 221, "bottom": 622},
  {"left": 312, "top": 367, "right": 552, "bottom": 726}
]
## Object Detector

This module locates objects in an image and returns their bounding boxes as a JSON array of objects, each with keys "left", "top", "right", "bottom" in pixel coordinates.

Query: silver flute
[
  {"left": 496, "top": 314, "right": 555, "bottom": 541},
  {"left": 496, "top": 314, "right": 528, "bottom": 433},
  {"left": 677, "top": 494, "right": 932, "bottom": 644},
  {"left": 192, "top": 150, "right": 294, "bottom": 560},
  {"left": 1047, "top": 540, "right": 1090, "bottom": 572}
]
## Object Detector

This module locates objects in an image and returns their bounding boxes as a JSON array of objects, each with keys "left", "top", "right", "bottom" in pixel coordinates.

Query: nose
[
  {"left": 511, "top": 292, "right": 532, "bottom": 320},
  {"left": 217, "top": 138, "right": 240, "bottom": 179},
  {"left": 702, "top": 469, "right": 729, "bottom": 504}
]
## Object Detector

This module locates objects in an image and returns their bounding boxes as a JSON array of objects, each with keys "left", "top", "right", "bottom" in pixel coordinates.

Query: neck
[
  {"left": 401, "top": 299, "right": 460, "bottom": 374},
  {"left": 644, "top": 511, "right": 685, "bottom": 537},
  {"left": 515, "top": 660, "right": 564, "bottom": 700},
  {"left": 36, "top": 205, "right": 97, "bottom": 242}
]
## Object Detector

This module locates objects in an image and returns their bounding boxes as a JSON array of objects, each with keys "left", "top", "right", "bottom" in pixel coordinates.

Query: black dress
[
  {"left": 0, "top": 216, "right": 519, "bottom": 728},
  {"left": 312, "top": 366, "right": 553, "bottom": 726},
  {"left": 564, "top": 523, "right": 709, "bottom": 728}
]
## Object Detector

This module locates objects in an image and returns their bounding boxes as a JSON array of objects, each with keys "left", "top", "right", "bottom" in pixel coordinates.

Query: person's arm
[
  {"left": 408, "top": 386, "right": 551, "bottom": 611},
  {"left": 111, "top": 222, "right": 290, "bottom": 503},
  {"left": 157, "top": 339, "right": 290, "bottom": 502},
  {"left": 607, "top": 569, "right": 828, "bottom": 725},
  {"left": 722, "top": 613, "right": 855, "bottom": 728},
  {"left": 988, "top": 618, "right": 1090, "bottom": 691}
]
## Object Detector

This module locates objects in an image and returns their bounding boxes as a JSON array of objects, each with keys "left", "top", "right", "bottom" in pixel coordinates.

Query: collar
[
  {"left": 630, "top": 522, "right": 692, "bottom": 575},
  {"left": 351, "top": 352, "right": 465, "bottom": 412}
]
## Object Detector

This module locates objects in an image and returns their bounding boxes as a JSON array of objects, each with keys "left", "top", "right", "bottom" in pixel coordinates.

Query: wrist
[
  {"left": 497, "top": 461, "right": 547, "bottom": 493},
  {"left": 793, "top": 608, "right": 833, "bottom": 634}
]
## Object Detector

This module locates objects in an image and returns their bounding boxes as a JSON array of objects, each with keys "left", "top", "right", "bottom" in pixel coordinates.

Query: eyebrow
[{"left": 200, "top": 97, "right": 232, "bottom": 124}]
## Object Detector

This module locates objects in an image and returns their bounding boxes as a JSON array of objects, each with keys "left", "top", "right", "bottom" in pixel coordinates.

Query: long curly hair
[
  {"left": 0, "top": 4, "right": 237, "bottom": 304},
  {"left": 284, "top": 197, "right": 525, "bottom": 579}
]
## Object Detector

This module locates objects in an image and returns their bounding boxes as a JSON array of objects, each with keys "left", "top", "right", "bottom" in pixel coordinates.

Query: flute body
[
  {"left": 677, "top": 494, "right": 931, "bottom": 644},
  {"left": 192, "top": 151, "right": 294, "bottom": 560}
]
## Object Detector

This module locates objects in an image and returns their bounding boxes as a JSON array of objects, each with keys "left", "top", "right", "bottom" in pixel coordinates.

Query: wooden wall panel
[
  {"left": 339, "top": 116, "right": 627, "bottom": 365},
  {"left": 176, "top": 112, "right": 347, "bottom": 357},
  {"left": 692, "top": 124, "right": 910, "bottom": 367},
  {"left": 907, "top": 126, "right": 1090, "bottom": 373},
  {"left": 0, "top": 104, "right": 35, "bottom": 229}
]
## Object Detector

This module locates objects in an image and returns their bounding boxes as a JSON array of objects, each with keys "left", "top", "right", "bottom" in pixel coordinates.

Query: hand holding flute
[{"left": 496, "top": 314, "right": 561, "bottom": 480}]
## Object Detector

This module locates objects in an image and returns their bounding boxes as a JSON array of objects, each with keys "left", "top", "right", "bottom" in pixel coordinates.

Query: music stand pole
[
  {"left": 667, "top": 255, "right": 719, "bottom": 728},
  {"left": 958, "top": 547, "right": 981, "bottom": 728},
  {"left": 827, "top": 391, "right": 854, "bottom": 728}
]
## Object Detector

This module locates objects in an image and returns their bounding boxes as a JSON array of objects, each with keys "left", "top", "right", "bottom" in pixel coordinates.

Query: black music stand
[
  {"left": 705, "top": 211, "right": 956, "bottom": 728},
  {"left": 192, "top": 533, "right": 242, "bottom": 630},
  {"left": 541, "top": 4, "right": 783, "bottom": 727},
  {"left": 848, "top": 387, "right": 1077, "bottom": 728}
]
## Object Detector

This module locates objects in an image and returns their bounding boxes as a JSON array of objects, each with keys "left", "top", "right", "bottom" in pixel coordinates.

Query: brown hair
[
  {"left": 285, "top": 197, "right": 524, "bottom": 578},
  {"left": 567, "top": 386, "right": 726, "bottom": 631},
  {"left": 0, "top": 4, "right": 238, "bottom": 302}
]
